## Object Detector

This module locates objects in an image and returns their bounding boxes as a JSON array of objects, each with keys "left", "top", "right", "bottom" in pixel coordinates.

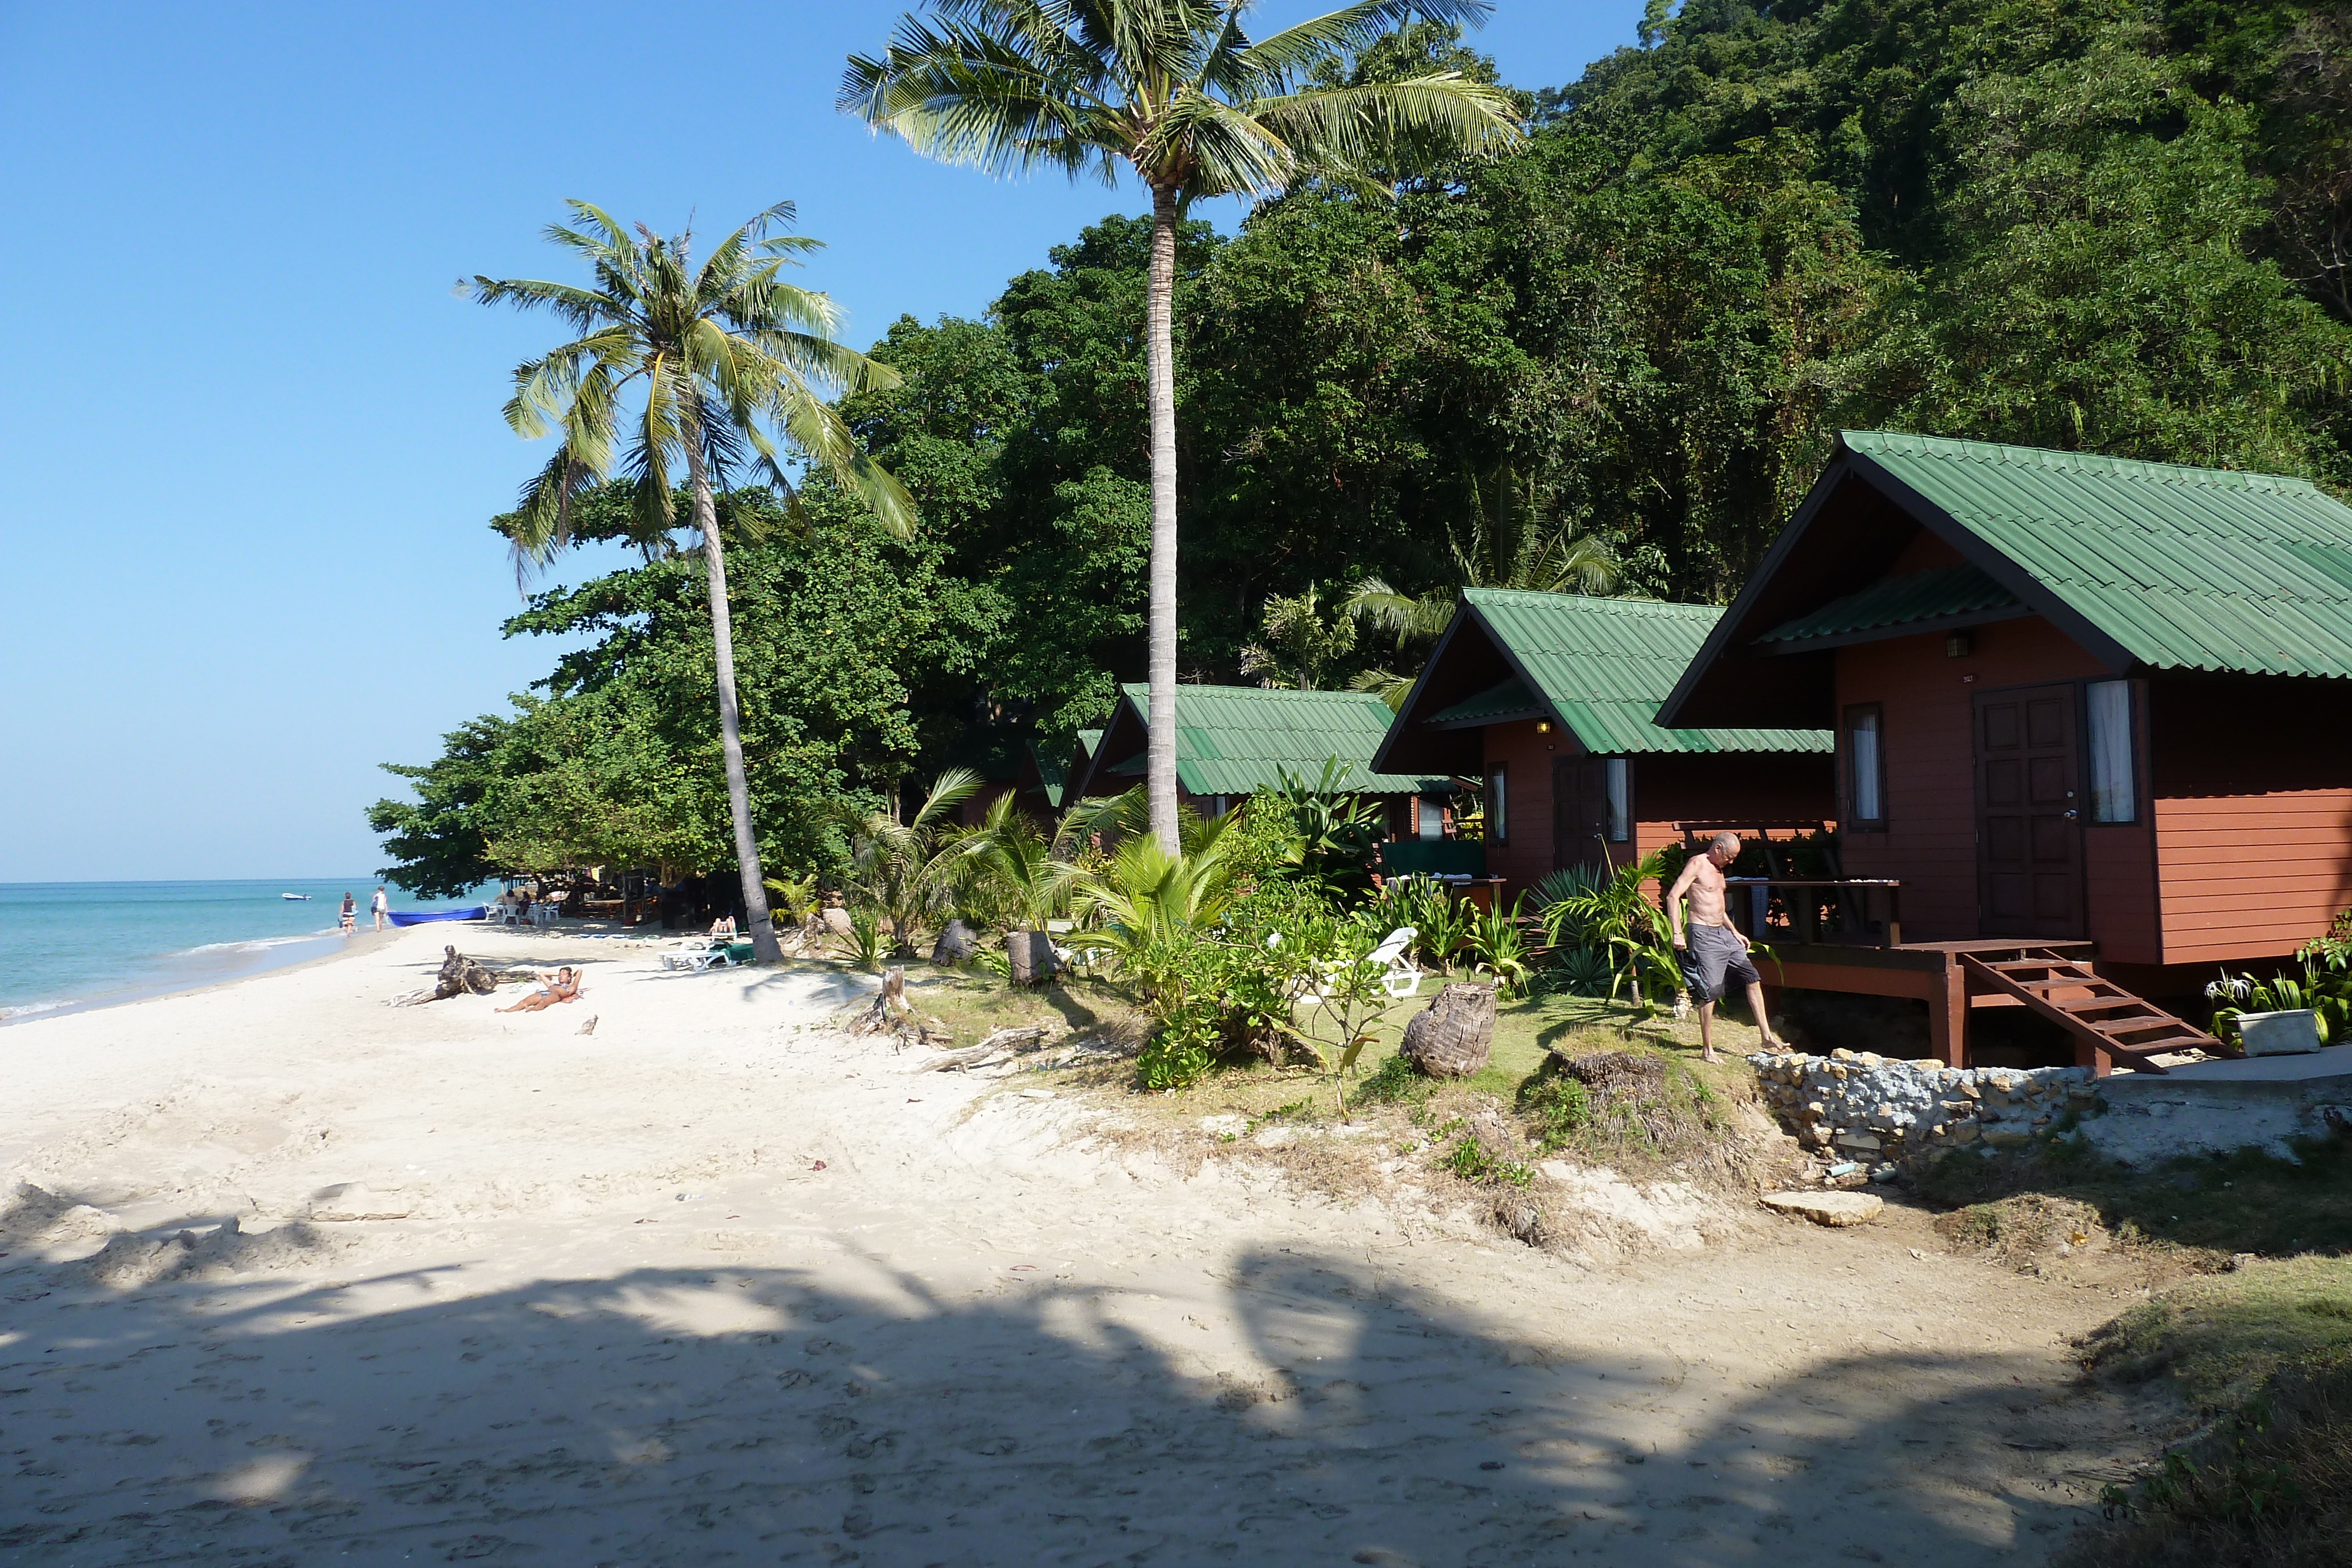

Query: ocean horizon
[{"left": 0, "top": 878, "right": 496, "bottom": 1024}]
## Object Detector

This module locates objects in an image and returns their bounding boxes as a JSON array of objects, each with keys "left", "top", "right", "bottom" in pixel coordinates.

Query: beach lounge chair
[{"left": 1299, "top": 927, "right": 1421, "bottom": 1005}]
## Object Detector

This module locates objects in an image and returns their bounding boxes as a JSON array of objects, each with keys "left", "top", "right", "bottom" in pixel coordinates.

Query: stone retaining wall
[{"left": 1747, "top": 1049, "right": 2097, "bottom": 1176}]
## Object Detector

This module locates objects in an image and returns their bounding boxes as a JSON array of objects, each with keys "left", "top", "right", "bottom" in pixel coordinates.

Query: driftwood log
[
  {"left": 911, "top": 1024, "right": 1052, "bottom": 1073},
  {"left": 1399, "top": 981, "right": 1498, "bottom": 1078},
  {"left": 1005, "top": 930, "right": 1056, "bottom": 987}
]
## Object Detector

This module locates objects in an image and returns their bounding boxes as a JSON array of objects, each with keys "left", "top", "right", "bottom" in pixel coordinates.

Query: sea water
[{"left": 0, "top": 879, "right": 495, "bottom": 1024}]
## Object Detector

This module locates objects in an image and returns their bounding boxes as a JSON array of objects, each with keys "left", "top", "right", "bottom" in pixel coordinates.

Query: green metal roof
[
  {"left": 1758, "top": 563, "right": 2022, "bottom": 644},
  {"left": 1105, "top": 684, "right": 1446, "bottom": 795},
  {"left": 1426, "top": 677, "right": 1544, "bottom": 726},
  {"left": 1847, "top": 431, "right": 2352, "bottom": 678},
  {"left": 1464, "top": 590, "right": 1833, "bottom": 754},
  {"left": 1028, "top": 728, "right": 1101, "bottom": 808}
]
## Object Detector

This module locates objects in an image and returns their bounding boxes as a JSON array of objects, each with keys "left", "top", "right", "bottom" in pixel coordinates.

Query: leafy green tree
[
  {"left": 1875, "top": 25, "right": 2352, "bottom": 472},
  {"left": 468, "top": 200, "right": 913, "bottom": 961},
  {"left": 844, "top": 0, "right": 1521, "bottom": 855},
  {"left": 368, "top": 714, "right": 512, "bottom": 898}
]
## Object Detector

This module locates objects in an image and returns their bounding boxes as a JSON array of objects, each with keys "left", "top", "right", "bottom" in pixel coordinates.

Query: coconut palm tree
[
  {"left": 843, "top": 0, "right": 1521, "bottom": 855},
  {"left": 470, "top": 200, "right": 914, "bottom": 962}
]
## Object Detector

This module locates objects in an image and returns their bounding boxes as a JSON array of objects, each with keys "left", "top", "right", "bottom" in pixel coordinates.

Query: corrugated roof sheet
[
  {"left": 1847, "top": 431, "right": 2352, "bottom": 679},
  {"left": 1465, "top": 590, "right": 1833, "bottom": 754},
  {"left": 1426, "top": 677, "right": 1544, "bottom": 726},
  {"left": 1027, "top": 728, "right": 1098, "bottom": 808},
  {"left": 1758, "top": 563, "right": 2022, "bottom": 644},
  {"left": 1107, "top": 684, "right": 1445, "bottom": 795}
]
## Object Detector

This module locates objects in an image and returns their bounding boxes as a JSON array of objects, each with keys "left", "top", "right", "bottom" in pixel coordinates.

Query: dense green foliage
[{"left": 377, "top": 3, "right": 2351, "bottom": 895}]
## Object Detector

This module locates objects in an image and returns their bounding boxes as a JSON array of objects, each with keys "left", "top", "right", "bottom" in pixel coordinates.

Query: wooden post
[{"left": 1928, "top": 956, "right": 1968, "bottom": 1068}]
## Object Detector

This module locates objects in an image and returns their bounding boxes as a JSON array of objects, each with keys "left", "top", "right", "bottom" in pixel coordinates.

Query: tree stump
[
  {"left": 1006, "top": 930, "right": 1057, "bottom": 988},
  {"left": 931, "top": 919, "right": 976, "bottom": 965},
  {"left": 1400, "top": 982, "right": 1496, "bottom": 1078}
]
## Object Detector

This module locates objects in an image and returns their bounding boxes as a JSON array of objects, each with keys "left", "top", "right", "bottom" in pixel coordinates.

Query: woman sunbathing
[{"left": 497, "top": 967, "right": 584, "bottom": 1012}]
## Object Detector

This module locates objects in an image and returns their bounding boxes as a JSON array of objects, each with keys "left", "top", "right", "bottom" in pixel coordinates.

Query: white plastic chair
[
  {"left": 1301, "top": 926, "right": 1421, "bottom": 1004},
  {"left": 1368, "top": 927, "right": 1422, "bottom": 999}
]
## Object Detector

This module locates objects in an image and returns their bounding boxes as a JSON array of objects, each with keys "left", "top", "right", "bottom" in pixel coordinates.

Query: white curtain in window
[
  {"left": 1418, "top": 797, "right": 1444, "bottom": 840},
  {"left": 1486, "top": 768, "right": 1507, "bottom": 842},
  {"left": 1605, "top": 758, "right": 1630, "bottom": 841},
  {"left": 2087, "top": 680, "right": 2135, "bottom": 822},
  {"left": 1850, "top": 711, "right": 1882, "bottom": 822}
]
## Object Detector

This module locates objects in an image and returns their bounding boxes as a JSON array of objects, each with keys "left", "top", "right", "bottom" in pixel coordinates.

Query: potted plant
[{"left": 2206, "top": 973, "right": 2323, "bottom": 1055}]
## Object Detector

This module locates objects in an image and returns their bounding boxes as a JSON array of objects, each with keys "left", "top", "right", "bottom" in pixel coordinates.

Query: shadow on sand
[{"left": 0, "top": 1209, "right": 2133, "bottom": 1568}]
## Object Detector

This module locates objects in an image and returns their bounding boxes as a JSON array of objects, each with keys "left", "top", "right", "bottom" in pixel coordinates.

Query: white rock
[
  {"left": 1197, "top": 1115, "right": 1247, "bottom": 1137},
  {"left": 1760, "top": 1191, "right": 1883, "bottom": 1226},
  {"left": 308, "top": 1183, "right": 412, "bottom": 1222}
]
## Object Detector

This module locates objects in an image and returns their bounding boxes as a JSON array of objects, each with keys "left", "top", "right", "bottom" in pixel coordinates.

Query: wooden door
[
  {"left": 1974, "top": 684, "right": 2084, "bottom": 938},
  {"left": 1552, "top": 757, "right": 1611, "bottom": 874}
]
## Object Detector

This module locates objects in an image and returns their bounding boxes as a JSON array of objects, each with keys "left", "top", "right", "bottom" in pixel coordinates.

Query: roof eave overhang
[
  {"left": 1843, "top": 447, "right": 2140, "bottom": 675},
  {"left": 1065, "top": 690, "right": 1148, "bottom": 803},
  {"left": 1758, "top": 600, "right": 2034, "bottom": 656},
  {"left": 1372, "top": 596, "right": 1589, "bottom": 770},
  {"left": 1658, "top": 447, "right": 1865, "bottom": 730}
]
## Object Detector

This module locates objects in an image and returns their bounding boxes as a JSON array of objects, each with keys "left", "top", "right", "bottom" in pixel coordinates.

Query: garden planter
[{"left": 2237, "top": 1008, "right": 2321, "bottom": 1057}]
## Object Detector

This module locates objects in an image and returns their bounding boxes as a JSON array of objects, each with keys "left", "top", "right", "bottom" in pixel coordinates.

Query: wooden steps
[{"left": 1958, "top": 949, "right": 2228, "bottom": 1075}]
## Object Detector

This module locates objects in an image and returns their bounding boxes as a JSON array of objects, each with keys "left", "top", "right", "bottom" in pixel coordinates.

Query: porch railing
[{"left": 1722, "top": 877, "right": 1904, "bottom": 948}]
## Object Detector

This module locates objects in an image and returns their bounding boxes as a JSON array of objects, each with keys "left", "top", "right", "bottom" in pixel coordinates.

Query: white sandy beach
[{"left": 1, "top": 927, "right": 2165, "bottom": 1566}]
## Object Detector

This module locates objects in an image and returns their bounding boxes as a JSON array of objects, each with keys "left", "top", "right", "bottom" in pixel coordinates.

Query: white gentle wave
[
  {"left": 182, "top": 932, "right": 336, "bottom": 955},
  {"left": 0, "top": 998, "right": 74, "bottom": 1019}
]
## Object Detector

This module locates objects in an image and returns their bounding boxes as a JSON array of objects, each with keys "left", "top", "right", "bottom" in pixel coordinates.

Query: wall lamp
[{"left": 1535, "top": 720, "right": 1553, "bottom": 734}]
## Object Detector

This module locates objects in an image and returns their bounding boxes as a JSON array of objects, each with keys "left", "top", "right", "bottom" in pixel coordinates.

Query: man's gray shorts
[{"left": 1680, "top": 924, "right": 1758, "bottom": 1002}]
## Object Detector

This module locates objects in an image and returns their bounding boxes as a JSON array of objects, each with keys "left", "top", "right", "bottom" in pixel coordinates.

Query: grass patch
[
  {"left": 2060, "top": 1266, "right": 2352, "bottom": 1568},
  {"left": 1919, "top": 1134, "right": 2352, "bottom": 1261},
  {"left": 2081, "top": 1257, "right": 2352, "bottom": 1410}
]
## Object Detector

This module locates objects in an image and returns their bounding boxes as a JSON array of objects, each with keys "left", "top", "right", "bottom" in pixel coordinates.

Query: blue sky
[{"left": 0, "top": 1, "right": 1647, "bottom": 883}]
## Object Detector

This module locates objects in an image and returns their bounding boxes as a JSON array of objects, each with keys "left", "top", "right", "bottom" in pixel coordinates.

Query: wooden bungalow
[
  {"left": 1371, "top": 590, "right": 1835, "bottom": 891},
  {"left": 1064, "top": 683, "right": 1450, "bottom": 831},
  {"left": 1660, "top": 430, "right": 2352, "bottom": 1069}
]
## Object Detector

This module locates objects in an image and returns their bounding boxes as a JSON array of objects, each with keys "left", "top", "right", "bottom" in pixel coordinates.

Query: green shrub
[
  {"left": 1138, "top": 1008, "right": 1221, "bottom": 1091},
  {"left": 1354, "top": 1052, "right": 1432, "bottom": 1108},
  {"left": 1442, "top": 1136, "right": 1533, "bottom": 1187},
  {"left": 1516, "top": 1070, "right": 1592, "bottom": 1152}
]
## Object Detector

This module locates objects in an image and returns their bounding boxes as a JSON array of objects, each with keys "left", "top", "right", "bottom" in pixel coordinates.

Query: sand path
[{"left": 0, "top": 928, "right": 2159, "bottom": 1566}]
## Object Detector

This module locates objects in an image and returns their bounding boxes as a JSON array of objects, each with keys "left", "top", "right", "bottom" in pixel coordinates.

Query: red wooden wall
[
  {"left": 1474, "top": 719, "right": 1833, "bottom": 898},
  {"left": 1833, "top": 616, "right": 2116, "bottom": 945},
  {"left": 2149, "top": 674, "right": 2352, "bottom": 965}
]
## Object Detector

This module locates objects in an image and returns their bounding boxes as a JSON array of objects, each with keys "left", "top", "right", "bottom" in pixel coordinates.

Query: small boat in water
[
  {"left": 387, "top": 907, "right": 486, "bottom": 928},
  {"left": 281, "top": 893, "right": 311, "bottom": 901}
]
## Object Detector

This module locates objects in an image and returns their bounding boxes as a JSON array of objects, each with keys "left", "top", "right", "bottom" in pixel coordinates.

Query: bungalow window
[
  {"left": 1846, "top": 705, "right": 1885, "bottom": 828},
  {"left": 1604, "top": 758, "right": 1630, "bottom": 842},
  {"left": 1485, "top": 764, "right": 1508, "bottom": 844},
  {"left": 2086, "top": 680, "right": 2137, "bottom": 823},
  {"left": 1417, "top": 796, "right": 1445, "bottom": 840}
]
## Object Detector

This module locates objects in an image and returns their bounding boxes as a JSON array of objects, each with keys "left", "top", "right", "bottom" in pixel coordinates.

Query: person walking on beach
[
  {"left": 1665, "top": 831, "right": 1786, "bottom": 1063},
  {"left": 339, "top": 891, "right": 356, "bottom": 935},
  {"left": 370, "top": 885, "right": 390, "bottom": 932}
]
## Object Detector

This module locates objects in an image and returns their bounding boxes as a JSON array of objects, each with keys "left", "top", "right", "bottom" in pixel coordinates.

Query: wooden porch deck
[{"left": 1755, "top": 940, "right": 2221, "bottom": 1074}]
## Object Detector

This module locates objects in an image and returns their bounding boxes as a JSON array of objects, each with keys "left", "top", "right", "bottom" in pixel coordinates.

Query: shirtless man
[{"left": 1665, "top": 831, "right": 1786, "bottom": 1062}]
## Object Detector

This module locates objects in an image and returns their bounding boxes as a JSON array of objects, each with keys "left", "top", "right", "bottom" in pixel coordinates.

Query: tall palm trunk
[
  {"left": 1144, "top": 182, "right": 1182, "bottom": 856},
  {"left": 686, "top": 424, "right": 783, "bottom": 962}
]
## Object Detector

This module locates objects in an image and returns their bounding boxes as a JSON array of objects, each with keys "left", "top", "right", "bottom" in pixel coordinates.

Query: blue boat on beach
[{"left": 387, "top": 907, "right": 486, "bottom": 928}]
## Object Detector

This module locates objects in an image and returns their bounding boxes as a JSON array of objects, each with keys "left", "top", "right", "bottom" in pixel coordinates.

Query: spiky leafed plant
[
  {"left": 844, "top": 0, "right": 1521, "bottom": 855},
  {"left": 961, "top": 790, "right": 1073, "bottom": 930},
  {"left": 846, "top": 768, "right": 988, "bottom": 955},
  {"left": 469, "top": 200, "right": 914, "bottom": 963}
]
